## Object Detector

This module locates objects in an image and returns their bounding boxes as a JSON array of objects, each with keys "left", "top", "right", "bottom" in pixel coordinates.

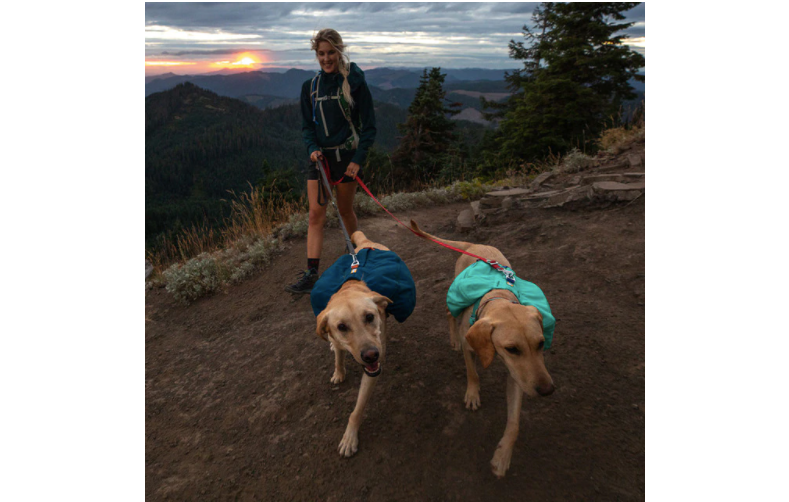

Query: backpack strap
[
  {"left": 310, "top": 72, "right": 360, "bottom": 158},
  {"left": 336, "top": 86, "right": 360, "bottom": 151}
]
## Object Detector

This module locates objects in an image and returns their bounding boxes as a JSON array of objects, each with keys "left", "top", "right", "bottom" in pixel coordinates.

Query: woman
[{"left": 285, "top": 28, "right": 377, "bottom": 294}]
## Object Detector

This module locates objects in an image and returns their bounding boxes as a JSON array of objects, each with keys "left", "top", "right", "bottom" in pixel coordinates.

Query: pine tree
[
  {"left": 491, "top": 2, "right": 645, "bottom": 162},
  {"left": 391, "top": 68, "right": 460, "bottom": 189}
]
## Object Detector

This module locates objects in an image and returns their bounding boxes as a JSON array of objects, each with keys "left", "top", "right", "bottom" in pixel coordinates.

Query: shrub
[
  {"left": 556, "top": 148, "right": 595, "bottom": 174},
  {"left": 163, "top": 255, "right": 225, "bottom": 304}
]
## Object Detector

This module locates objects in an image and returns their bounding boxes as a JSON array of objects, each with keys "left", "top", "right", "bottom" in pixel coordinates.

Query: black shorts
[{"left": 306, "top": 149, "right": 361, "bottom": 184}]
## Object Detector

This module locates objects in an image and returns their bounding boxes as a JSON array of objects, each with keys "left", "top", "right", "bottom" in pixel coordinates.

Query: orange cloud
[
  {"left": 210, "top": 52, "right": 265, "bottom": 69},
  {"left": 145, "top": 61, "right": 197, "bottom": 66}
]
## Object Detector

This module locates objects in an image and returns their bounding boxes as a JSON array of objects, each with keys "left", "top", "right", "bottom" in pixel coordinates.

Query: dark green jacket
[{"left": 300, "top": 62, "right": 377, "bottom": 166}]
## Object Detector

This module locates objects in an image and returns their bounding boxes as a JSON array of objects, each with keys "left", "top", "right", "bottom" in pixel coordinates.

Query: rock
[
  {"left": 592, "top": 181, "right": 645, "bottom": 201},
  {"left": 593, "top": 181, "right": 645, "bottom": 191},
  {"left": 501, "top": 196, "right": 514, "bottom": 210},
  {"left": 530, "top": 171, "right": 555, "bottom": 190},
  {"left": 479, "top": 197, "right": 502, "bottom": 209},
  {"left": 580, "top": 173, "right": 645, "bottom": 185},
  {"left": 145, "top": 261, "right": 154, "bottom": 280},
  {"left": 456, "top": 209, "right": 475, "bottom": 232},
  {"left": 485, "top": 187, "right": 532, "bottom": 198},
  {"left": 470, "top": 200, "right": 481, "bottom": 218},
  {"left": 519, "top": 188, "right": 571, "bottom": 201},
  {"left": 543, "top": 185, "right": 593, "bottom": 208},
  {"left": 628, "top": 154, "right": 643, "bottom": 168}
]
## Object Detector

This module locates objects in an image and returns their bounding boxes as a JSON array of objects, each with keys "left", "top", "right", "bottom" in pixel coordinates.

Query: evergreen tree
[
  {"left": 490, "top": 2, "right": 645, "bottom": 162},
  {"left": 391, "top": 68, "right": 460, "bottom": 189}
]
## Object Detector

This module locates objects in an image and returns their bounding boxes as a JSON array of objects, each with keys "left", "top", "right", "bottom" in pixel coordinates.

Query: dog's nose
[
  {"left": 361, "top": 348, "right": 379, "bottom": 363},
  {"left": 536, "top": 383, "right": 555, "bottom": 396}
]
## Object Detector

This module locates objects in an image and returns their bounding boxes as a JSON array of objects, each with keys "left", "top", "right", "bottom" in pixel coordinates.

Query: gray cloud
[
  {"left": 145, "top": 2, "right": 645, "bottom": 71},
  {"left": 160, "top": 48, "right": 273, "bottom": 56}
]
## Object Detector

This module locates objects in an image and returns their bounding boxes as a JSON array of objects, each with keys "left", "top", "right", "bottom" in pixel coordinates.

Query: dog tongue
[{"left": 365, "top": 362, "right": 379, "bottom": 372}]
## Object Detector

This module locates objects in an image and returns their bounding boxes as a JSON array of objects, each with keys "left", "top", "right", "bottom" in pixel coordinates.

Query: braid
[{"left": 339, "top": 56, "right": 354, "bottom": 108}]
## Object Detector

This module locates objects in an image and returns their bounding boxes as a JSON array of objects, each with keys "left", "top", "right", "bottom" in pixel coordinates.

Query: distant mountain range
[
  {"left": 144, "top": 67, "right": 514, "bottom": 123},
  {"left": 145, "top": 67, "right": 508, "bottom": 91}
]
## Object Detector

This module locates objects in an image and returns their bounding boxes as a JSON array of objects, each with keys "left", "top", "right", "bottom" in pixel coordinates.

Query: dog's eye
[
  {"left": 337, "top": 323, "right": 348, "bottom": 332},
  {"left": 365, "top": 313, "right": 375, "bottom": 323},
  {"left": 505, "top": 346, "right": 521, "bottom": 355},
  {"left": 538, "top": 341, "right": 544, "bottom": 350}
]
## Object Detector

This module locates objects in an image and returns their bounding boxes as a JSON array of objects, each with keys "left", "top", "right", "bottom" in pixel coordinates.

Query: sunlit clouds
[
  {"left": 210, "top": 53, "right": 263, "bottom": 69},
  {"left": 145, "top": 61, "right": 197, "bottom": 67},
  {"left": 624, "top": 37, "right": 646, "bottom": 48},
  {"left": 145, "top": 2, "right": 645, "bottom": 75},
  {"left": 145, "top": 25, "right": 262, "bottom": 42}
]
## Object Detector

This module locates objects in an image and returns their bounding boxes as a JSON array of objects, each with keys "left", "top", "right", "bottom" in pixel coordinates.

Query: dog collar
[{"left": 473, "top": 296, "right": 520, "bottom": 323}]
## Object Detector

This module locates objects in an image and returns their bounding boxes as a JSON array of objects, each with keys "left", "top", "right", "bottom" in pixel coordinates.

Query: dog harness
[
  {"left": 446, "top": 261, "right": 555, "bottom": 349},
  {"left": 310, "top": 249, "right": 416, "bottom": 323}
]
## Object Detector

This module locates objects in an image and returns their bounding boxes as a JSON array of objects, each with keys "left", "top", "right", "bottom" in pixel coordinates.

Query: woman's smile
[{"left": 317, "top": 41, "right": 340, "bottom": 73}]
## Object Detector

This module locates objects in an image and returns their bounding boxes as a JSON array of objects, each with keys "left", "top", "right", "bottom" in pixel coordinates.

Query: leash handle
[{"left": 354, "top": 177, "right": 513, "bottom": 277}]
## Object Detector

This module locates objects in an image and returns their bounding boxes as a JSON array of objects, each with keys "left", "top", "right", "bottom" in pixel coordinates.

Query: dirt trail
[{"left": 146, "top": 198, "right": 645, "bottom": 500}]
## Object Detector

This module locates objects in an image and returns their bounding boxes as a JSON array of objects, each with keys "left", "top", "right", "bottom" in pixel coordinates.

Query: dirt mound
[{"left": 146, "top": 187, "right": 645, "bottom": 499}]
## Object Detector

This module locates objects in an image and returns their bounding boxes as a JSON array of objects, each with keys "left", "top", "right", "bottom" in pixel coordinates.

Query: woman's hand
[
  {"left": 345, "top": 162, "right": 360, "bottom": 179},
  {"left": 310, "top": 150, "right": 324, "bottom": 163}
]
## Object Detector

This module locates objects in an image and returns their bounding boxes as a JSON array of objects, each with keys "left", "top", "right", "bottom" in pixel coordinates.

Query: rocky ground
[{"left": 146, "top": 140, "right": 645, "bottom": 500}]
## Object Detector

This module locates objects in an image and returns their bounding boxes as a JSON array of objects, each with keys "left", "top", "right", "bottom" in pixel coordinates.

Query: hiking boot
[{"left": 285, "top": 269, "right": 319, "bottom": 295}]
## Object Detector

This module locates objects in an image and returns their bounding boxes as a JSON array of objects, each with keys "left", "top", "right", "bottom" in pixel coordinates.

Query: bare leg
[
  {"left": 338, "top": 374, "right": 378, "bottom": 457},
  {"left": 337, "top": 315, "right": 386, "bottom": 457},
  {"left": 447, "top": 310, "right": 460, "bottom": 351},
  {"left": 462, "top": 340, "right": 481, "bottom": 410},
  {"left": 335, "top": 181, "right": 358, "bottom": 236},
  {"left": 379, "top": 313, "right": 387, "bottom": 361},
  {"left": 331, "top": 343, "right": 346, "bottom": 384},
  {"left": 490, "top": 373, "right": 524, "bottom": 478},
  {"left": 307, "top": 180, "right": 327, "bottom": 259}
]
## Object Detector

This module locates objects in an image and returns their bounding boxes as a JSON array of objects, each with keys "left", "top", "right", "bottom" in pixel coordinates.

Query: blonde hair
[{"left": 311, "top": 28, "right": 354, "bottom": 107}]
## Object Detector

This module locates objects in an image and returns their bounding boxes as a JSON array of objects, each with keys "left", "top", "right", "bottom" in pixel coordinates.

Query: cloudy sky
[{"left": 145, "top": 2, "right": 645, "bottom": 75}]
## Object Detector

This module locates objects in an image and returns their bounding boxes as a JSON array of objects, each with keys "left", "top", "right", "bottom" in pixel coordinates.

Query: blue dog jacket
[
  {"left": 310, "top": 249, "right": 416, "bottom": 323},
  {"left": 446, "top": 261, "right": 555, "bottom": 349}
]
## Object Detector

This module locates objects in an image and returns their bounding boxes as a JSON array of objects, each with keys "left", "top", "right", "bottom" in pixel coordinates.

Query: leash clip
[
  {"left": 350, "top": 254, "right": 360, "bottom": 274},
  {"left": 504, "top": 270, "right": 516, "bottom": 287}
]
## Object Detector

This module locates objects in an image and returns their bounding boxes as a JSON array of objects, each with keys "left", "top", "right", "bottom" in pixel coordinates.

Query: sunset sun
[{"left": 208, "top": 53, "right": 261, "bottom": 70}]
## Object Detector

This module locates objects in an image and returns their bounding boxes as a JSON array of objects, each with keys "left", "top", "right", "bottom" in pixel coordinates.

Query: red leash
[{"left": 353, "top": 176, "right": 516, "bottom": 285}]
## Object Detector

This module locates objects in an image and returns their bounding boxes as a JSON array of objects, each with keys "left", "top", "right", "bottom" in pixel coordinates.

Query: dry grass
[
  {"left": 148, "top": 178, "right": 498, "bottom": 303},
  {"left": 599, "top": 101, "right": 645, "bottom": 154},
  {"left": 146, "top": 185, "right": 306, "bottom": 274}
]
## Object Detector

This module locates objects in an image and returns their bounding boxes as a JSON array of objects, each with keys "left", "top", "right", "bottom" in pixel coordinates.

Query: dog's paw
[
  {"left": 490, "top": 444, "right": 513, "bottom": 478},
  {"left": 331, "top": 370, "right": 345, "bottom": 384},
  {"left": 464, "top": 388, "right": 481, "bottom": 411},
  {"left": 450, "top": 338, "right": 460, "bottom": 351},
  {"left": 338, "top": 429, "right": 359, "bottom": 457}
]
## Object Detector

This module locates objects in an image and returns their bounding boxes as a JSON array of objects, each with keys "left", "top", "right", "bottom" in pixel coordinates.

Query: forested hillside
[
  {"left": 145, "top": 83, "right": 303, "bottom": 245},
  {"left": 145, "top": 82, "right": 482, "bottom": 248}
]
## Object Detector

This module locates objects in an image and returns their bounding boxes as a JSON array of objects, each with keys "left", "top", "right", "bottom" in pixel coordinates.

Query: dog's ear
[
  {"left": 465, "top": 319, "right": 495, "bottom": 368},
  {"left": 316, "top": 309, "right": 330, "bottom": 341},
  {"left": 523, "top": 305, "right": 544, "bottom": 333},
  {"left": 370, "top": 295, "right": 392, "bottom": 313}
]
